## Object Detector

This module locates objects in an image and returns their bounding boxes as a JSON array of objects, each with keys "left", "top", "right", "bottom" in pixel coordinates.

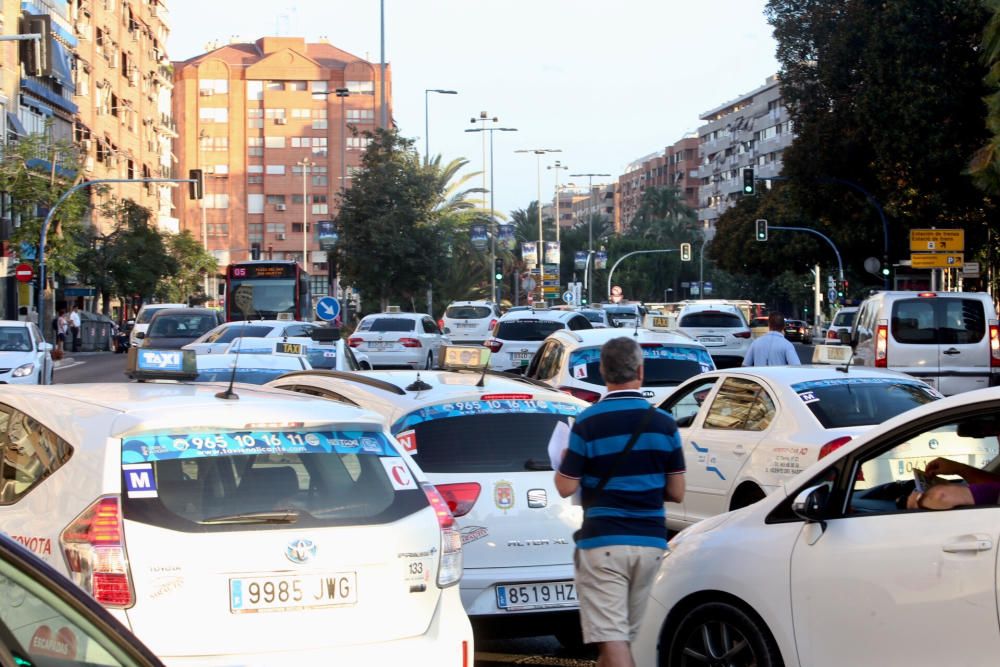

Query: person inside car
[{"left": 906, "top": 457, "right": 1000, "bottom": 510}]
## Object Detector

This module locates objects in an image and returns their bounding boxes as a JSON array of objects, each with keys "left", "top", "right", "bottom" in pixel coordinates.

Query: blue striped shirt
[{"left": 558, "top": 391, "right": 684, "bottom": 550}]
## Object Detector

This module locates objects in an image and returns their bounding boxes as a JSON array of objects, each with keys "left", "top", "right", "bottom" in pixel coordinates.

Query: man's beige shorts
[{"left": 574, "top": 545, "right": 667, "bottom": 644}]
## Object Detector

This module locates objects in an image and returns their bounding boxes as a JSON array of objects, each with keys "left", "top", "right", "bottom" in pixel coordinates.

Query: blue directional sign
[
  {"left": 316, "top": 296, "right": 341, "bottom": 322},
  {"left": 827, "top": 289, "right": 838, "bottom": 303}
]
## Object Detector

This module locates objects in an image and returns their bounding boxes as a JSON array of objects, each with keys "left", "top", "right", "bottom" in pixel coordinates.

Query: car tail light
[
  {"left": 875, "top": 323, "right": 888, "bottom": 367},
  {"left": 990, "top": 324, "right": 1000, "bottom": 368},
  {"left": 60, "top": 496, "right": 134, "bottom": 608},
  {"left": 399, "top": 337, "right": 422, "bottom": 348},
  {"left": 733, "top": 331, "right": 751, "bottom": 339},
  {"left": 438, "top": 318, "right": 445, "bottom": 330},
  {"left": 918, "top": 292, "right": 937, "bottom": 298},
  {"left": 818, "top": 436, "right": 853, "bottom": 460},
  {"left": 421, "top": 483, "right": 463, "bottom": 588},
  {"left": 484, "top": 338, "right": 503, "bottom": 353},
  {"left": 827, "top": 329, "right": 838, "bottom": 340},
  {"left": 462, "top": 640, "right": 470, "bottom": 667},
  {"left": 348, "top": 337, "right": 362, "bottom": 348},
  {"left": 560, "top": 386, "right": 602, "bottom": 403},
  {"left": 488, "top": 319, "right": 498, "bottom": 331},
  {"left": 435, "top": 482, "right": 481, "bottom": 517}
]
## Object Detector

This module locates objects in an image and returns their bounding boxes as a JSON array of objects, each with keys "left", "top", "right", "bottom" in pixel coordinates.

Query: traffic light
[
  {"left": 755, "top": 219, "right": 768, "bottom": 242},
  {"left": 188, "top": 169, "right": 204, "bottom": 199},
  {"left": 742, "top": 168, "right": 755, "bottom": 195},
  {"left": 494, "top": 258, "right": 504, "bottom": 281},
  {"left": 837, "top": 281, "right": 845, "bottom": 298},
  {"left": 680, "top": 242, "right": 692, "bottom": 262}
]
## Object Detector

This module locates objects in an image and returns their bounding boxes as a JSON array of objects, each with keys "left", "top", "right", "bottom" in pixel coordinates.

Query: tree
[
  {"left": 99, "top": 199, "right": 177, "bottom": 313},
  {"left": 970, "top": 0, "right": 1000, "bottom": 195},
  {"left": 156, "top": 231, "right": 218, "bottom": 304}
]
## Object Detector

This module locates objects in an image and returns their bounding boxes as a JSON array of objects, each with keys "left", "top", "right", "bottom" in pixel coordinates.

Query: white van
[{"left": 850, "top": 291, "right": 1000, "bottom": 395}]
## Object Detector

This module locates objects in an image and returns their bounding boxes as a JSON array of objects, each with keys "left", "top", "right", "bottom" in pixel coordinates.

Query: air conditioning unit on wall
[
  {"left": 275, "top": 203, "right": 287, "bottom": 211},
  {"left": 276, "top": 233, "right": 286, "bottom": 240}
]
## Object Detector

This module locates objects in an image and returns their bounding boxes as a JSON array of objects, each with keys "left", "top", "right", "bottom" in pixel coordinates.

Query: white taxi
[
  {"left": 523, "top": 327, "right": 715, "bottom": 404},
  {"left": 486, "top": 309, "right": 593, "bottom": 373},
  {"left": 658, "top": 365, "right": 947, "bottom": 531},
  {"left": 0, "top": 320, "right": 53, "bottom": 384},
  {"left": 635, "top": 388, "right": 1000, "bottom": 667},
  {"left": 348, "top": 311, "right": 449, "bottom": 370},
  {"left": 183, "top": 320, "right": 317, "bottom": 355},
  {"left": 672, "top": 302, "right": 752, "bottom": 368},
  {"left": 0, "top": 350, "right": 472, "bottom": 665},
  {"left": 267, "top": 347, "right": 591, "bottom": 647}
]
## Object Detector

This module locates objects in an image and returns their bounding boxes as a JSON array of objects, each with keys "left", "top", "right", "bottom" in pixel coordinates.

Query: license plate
[
  {"left": 230, "top": 572, "right": 357, "bottom": 613},
  {"left": 496, "top": 581, "right": 578, "bottom": 611},
  {"left": 368, "top": 342, "right": 392, "bottom": 351},
  {"left": 826, "top": 346, "right": 850, "bottom": 360},
  {"left": 457, "top": 323, "right": 477, "bottom": 328},
  {"left": 698, "top": 336, "right": 725, "bottom": 345},
  {"left": 512, "top": 352, "right": 533, "bottom": 361},
  {"left": 886, "top": 455, "right": 969, "bottom": 480}
]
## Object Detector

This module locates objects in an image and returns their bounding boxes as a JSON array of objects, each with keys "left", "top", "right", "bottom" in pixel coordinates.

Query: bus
[{"left": 224, "top": 260, "right": 312, "bottom": 322}]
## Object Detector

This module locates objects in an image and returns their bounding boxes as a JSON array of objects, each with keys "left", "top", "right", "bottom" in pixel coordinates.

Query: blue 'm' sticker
[
  {"left": 122, "top": 462, "right": 158, "bottom": 498},
  {"left": 392, "top": 399, "right": 581, "bottom": 433}
]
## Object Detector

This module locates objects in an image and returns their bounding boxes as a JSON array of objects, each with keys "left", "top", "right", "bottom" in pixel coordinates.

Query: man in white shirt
[
  {"left": 742, "top": 312, "right": 800, "bottom": 367},
  {"left": 69, "top": 306, "right": 81, "bottom": 352}
]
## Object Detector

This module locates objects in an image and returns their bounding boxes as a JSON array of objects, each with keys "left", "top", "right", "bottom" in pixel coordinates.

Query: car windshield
[
  {"left": 495, "top": 320, "right": 564, "bottom": 341},
  {"left": 359, "top": 318, "right": 415, "bottom": 333},
  {"left": 137, "top": 307, "right": 172, "bottom": 324},
  {"left": 680, "top": 312, "right": 744, "bottom": 328},
  {"left": 790, "top": 378, "right": 940, "bottom": 429},
  {"left": 0, "top": 327, "right": 31, "bottom": 352},
  {"left": 148, "top": 314, "right": 218, "bottom": 338},
  {"left": 446, "top": 306, "right": 491, "bottom": 319},
  {"left": 569, "top": 345, "right": 714, "bottom": 387},
  {"left": 581, "top": 311, "right": 605, "bottom": 323},
  {"left": 833, "top": 311, "right": 856, "bottom": 327},
  {"left": 305, "top": 347, "right": 338, "bottom": 369},
  {"left": 121, "top": 429, "right": 426, "bottom": 531},
  {"left": 204, "top": 325, "right": 273, "bottom": 344}
]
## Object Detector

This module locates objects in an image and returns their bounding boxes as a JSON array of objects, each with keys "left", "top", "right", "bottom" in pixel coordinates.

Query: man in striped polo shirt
[{"left": 555, "top": 336, "right": 685, "bottom": 666}]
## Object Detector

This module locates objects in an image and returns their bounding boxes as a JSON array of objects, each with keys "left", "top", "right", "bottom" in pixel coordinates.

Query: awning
[
  {"left": 6, "top": 112, "right": 27, "bottom": 137},
  {"left": 48, "top": 39, "right": 75, "bottom": 94}
]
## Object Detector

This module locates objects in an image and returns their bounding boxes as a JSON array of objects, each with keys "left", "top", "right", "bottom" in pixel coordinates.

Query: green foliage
[
  {"left": 970, "top": 1, "right": 1000, "bottom": 194},
  {"left": 157, "top": 231, "right": 218, "bottom": 304},
  {"left": 99, "top": 198, "right": 177, "bottom": 306}
]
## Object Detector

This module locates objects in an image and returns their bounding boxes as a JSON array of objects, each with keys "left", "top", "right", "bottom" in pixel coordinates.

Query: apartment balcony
[{"left": 156, "top": 113, "right": 177, "bottom": 137}]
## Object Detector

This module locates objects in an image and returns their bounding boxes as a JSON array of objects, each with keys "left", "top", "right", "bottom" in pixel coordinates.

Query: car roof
[
  {"left": 149, "top": 308, "right": 216, "bottom": 318},
  {"left": 549, "top": 327, "right": 700, "bottom": 347},
  {"left": 699, "top": 364, "right": 923, "bottom": 386},
  {"left": 679, "top": 302, "right": 742, "bottom": 315},
  {"left": 197, "top": 353, "right": 305, "bottom": 370},
  {"left": 446, "top": 300, "right": 494, "bottom": 307},
  {"left": 498, "top": 309, "right": 580, "bottom": 322},
  {"left": 138, "top": 303, "right": 187, "bottom": 311},
  {"left": 0, "top": 320, "right": 30, "bottom": 327},
  {"left": 362, "top": 312, "right": 428, "bottom": 320}
]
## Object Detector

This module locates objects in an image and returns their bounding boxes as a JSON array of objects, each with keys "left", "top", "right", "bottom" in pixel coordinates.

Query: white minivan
[{"left": 850, "top": 291, "right": 1000, "bottom": 395}]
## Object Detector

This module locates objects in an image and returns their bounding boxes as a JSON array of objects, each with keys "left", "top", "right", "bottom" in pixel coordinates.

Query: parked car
[
  {"left": 0, "top": 320, "right": 53, "bottom": 384},
  {"left": 139, "top": 308, "right": 223, "bottom": 349}
]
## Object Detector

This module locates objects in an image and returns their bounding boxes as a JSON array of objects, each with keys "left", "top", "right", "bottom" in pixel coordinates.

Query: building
[
  {"left": 542, "top": 188, "right": 585, "bottom": 235},
  {"left": 570, "top": 182, "right": 615, "bottom": 227},
  {"left": 696, "top": 75, "right": 793, "bottom": 230},
  {"left": 69, "top": 0, "right": 175, "bottom": 234},
  {"left": 615, "top": 134, "right": 699, "bottom": 232},
  {"left": 172, "top": 36, "right": 391, "bottom": 299}
]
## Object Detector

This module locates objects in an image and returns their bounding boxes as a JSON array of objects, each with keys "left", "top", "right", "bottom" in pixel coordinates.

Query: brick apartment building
[
  {"left": 616, "top": 134, "right": 699, "bottom": 231},
  {"left": 172, "top": 36, "right": 391, "bottom": 298}
]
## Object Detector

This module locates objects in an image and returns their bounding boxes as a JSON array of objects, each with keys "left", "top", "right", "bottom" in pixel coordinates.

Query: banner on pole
[
  {"left": 521, "top": 242, "right": 537, "bottom": 267},
  {"left": 497, "top": 224, "right": 516, "bottom": 251},
  {"left": 470, "top": 224, "right": 488, "bottom": 251},
  {"left": 544, "top": 241, "right": 560, "bottom": 265},
  {"left": 316, "top": 221, "right": 338, "bottom": 250},
  {"left": 595, "top": 251, "right": 608, "bottom": 270},
  {"left": 574, "top": 251, "right": 588, "bottom": 270}
]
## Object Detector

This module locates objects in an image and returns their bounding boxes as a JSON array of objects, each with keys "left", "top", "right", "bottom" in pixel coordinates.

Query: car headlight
[{"left": 12, "top": 363, "right": 34, "bottom": 377}]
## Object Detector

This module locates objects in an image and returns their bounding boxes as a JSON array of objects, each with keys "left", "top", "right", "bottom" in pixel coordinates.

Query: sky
[{"left": 167, "top": 0, "right": 780, "bottom": 215}]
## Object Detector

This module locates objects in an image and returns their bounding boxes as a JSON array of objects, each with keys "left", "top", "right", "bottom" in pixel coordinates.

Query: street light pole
[
  {"left": 334, "top": 88, "right": 350, "bottom": 194},
  {"left": 198, "top": 129, "right": 209, "bottom": 297},
  {"left": 547, "top": 160, "right": 569, "bottom": 245},
  {"left": 467, "top": 125, "right": 517, "bottom": 303},
  {"left": 424, "top": 89, "right": 457, "bottom": 162},
  {"left": 570, "top": 172, "right": 610, "bottom": 305},
  {"left": 379, "top": 0, "right": 387, "bottom": 129},
  {"left": 297, "top": 157, "right": 313, "bottom": 271},
  {"left": 516, "top": 148, "right": 561, "bottom": 303}
]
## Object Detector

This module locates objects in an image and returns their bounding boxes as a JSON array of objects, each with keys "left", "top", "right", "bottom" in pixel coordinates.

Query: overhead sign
[
  {"left": 909, "top": 229, "right": 964, "bottom": 252},
  {"left": 14, "top": 263, "right": 33, "bottom": 283},
  {"left": 911, "top": 253, "right": 964, "bottom": 269},
  {"left": 315, "top": 296, "right": 341, "bottom": 322}
]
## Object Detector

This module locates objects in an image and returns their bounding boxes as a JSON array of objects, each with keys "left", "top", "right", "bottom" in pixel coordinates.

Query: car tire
[
  {"left": 425, "top": 352, "right": 434, "bottom": 370},
  {"left": 666, "top": 601, "right": 782, "bottom": 667}
]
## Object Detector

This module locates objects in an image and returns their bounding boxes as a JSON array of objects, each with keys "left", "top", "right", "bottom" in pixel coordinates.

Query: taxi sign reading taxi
[
  {"left": 14, "top": 263, "right": 33, "bottom": 283},
  {"left": 911, "top": 253, "right": 964, "bottom": 269},
  {"left": 315, "top": 296, "right": 340, "bottom": 322},
  {"left": 909, "top": 229, "right": 965, "bottom": 252}
]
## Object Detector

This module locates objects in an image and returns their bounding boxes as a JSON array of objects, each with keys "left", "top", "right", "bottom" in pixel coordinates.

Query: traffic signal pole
[
  {"left": 606, "top": 249, "right": 680, "bottom": 301},
  {"left": 766, "top": 224, "right": 845, "bottom": 292}
]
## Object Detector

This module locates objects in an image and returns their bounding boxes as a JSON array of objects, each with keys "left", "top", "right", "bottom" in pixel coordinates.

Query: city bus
[{"left": 224, "top": 260, "right": 312, "bottom": 322}]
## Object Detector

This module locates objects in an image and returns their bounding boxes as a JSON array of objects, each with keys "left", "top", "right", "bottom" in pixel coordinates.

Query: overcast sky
[{"left": 168, "top": 0, "right": 780, "bottom": 215}]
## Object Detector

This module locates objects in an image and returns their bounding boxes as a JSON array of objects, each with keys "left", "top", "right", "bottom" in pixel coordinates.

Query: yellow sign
[
  {"left": 909, "top": 229, "right": 964, "bottom": 252},
  {"left": 911, "top": 253, "right": 964, "bottom": 269}
]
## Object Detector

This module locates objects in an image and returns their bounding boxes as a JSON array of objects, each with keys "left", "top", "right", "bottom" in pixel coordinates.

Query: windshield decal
[
  {"left": 570, "top": 345, "right": 713, "bottom": 367},
  {"left": 791, "top": 377, "right": 926, "bottom": 392},
  {"left": 121, "top": 430, "right": 395, "bottom": 463},
  {"left": 391, "top": 399, "right": 580, "bottom": 433}
]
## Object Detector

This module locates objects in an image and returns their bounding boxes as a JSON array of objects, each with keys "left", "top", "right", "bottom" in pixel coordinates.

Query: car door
[
  {"left": 659, "top": 377, "right": 720, "bottom": 525},
  {"left": 422, "top": 318, "right": 443, "bottom": 362},
  {"left": 936, "top": 297, "right": 992, "bottom": 396},
  {"left": 679, "top": 376, "right": 774, "bottom": 522},
  {"left": 790, "top": 413, "right": 1000, "bottom": 666}
]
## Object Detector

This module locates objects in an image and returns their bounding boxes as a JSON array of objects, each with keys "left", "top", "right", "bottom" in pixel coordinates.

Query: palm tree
[{"left": 970, "top": 1, "right": 1000, "bottom": 195}]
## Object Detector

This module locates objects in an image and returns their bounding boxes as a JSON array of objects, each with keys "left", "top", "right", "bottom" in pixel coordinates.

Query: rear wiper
[
  {"left": 200, "top": 510, "right": 300, "bottom": 525},
  {"left": 525, "top": 458, "right": 553, "bottom": 471}
]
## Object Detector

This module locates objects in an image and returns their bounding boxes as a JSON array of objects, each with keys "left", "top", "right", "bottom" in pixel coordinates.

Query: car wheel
[
  {"left": 425, "top": 352, "right": 434, "bottom": 370},
  {"left": 666, "top": 601, "right": 782, "bottom": 667}
]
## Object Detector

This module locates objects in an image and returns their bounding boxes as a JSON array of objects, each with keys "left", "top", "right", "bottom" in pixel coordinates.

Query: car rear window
[
  {"left": 306, "top": 348, "right": 338, "bottom": 369},
  {"left": 121, "top": 429, "right": 426, "bottom": 532},
  {"left": 137, "top": 307, "right": 171, "bottom": 324},
  {"left": 359, "top": 318, "right": 416, "bottom": 333},
  {"left": 680, "top": 312, "right": 744, "bottom": 328},
  {"left": 496, "top": 320, "right": 564, "bottom": 341},
  {"left": 832, "top": 310, "right": 856, "bottom": 327},
  {"left": 891, "top": 298, "right": 986, "bottom": 345},
  {"left": 569, "top": 345, "right": 714, "bottom": 387},
  {"left": 446, "top": 306, "right": 491, "bottom": 319},
  {"left": 207, "top": 325, "right": 273, "bottom": 344},
  {"left": 392, "top": 399, "right": 580, "bottom": 472},
  {"left": 790, "top": 378, "right": 940, "bottom": 429},
  {"left": 194, "top": 368, "right": 296, "bottom": 384},
  {"left": 580, "top": 311, "right": 604, "bottom": 323},
  {"left": 148, "top": 314, "right": 218, "bottom": 338}
]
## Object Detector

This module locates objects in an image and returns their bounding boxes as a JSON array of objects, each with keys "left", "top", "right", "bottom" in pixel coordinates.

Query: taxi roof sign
[
  {"left": 126, "top": 347, "right": 198, "bottom": 381},
  {"left": 440, "top": 345, "right": 491, "bottom": 371}
]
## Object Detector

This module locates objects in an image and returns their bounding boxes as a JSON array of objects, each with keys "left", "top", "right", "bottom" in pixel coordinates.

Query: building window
[
  {"left": 126, "top": 158, "right": 135, "bottom": 179},
  {"left": 292, "top": 222, "right": 311, "bottom": 233},
  {"left": 207, "top": 223, "right": 229, "bottom": 236},
  {"left": 266, "top": 195, "right": 286, "bottom": 205},
  {"left": 73, "top": 58, "right": 91, "bottom": 97},
  {"left": 248, "top": 137, "right": 263, "bottom": 157},
  {"left": 247, "top": 194, "right": 264, "bottom": 214},
  {"left": 199, "top": 107, "right": 228, "bottom": 123},
  {"left": 248, "top": 174, "right": 263, "bottom": 184},
  {"left": 346, "top": 80, "right": 374, "bottom": 94},
  {"left": 266, "top": 223, "right": 286, "bottom": 234},
  {"left": 310, "top": 275, "right": 329, "bottom": 296},
  {"left": 265, "top": 165, "right": 285, "bottom": 175},
  {"left": 264, "top": 136, "right": 285, "bottom": 149},
  {"left": 312, "top": 170, "right": 328, "bottom": 187},
  {"left": 311, "top": 80, "right": 328, "bottom": 95},
  {"left": 248, "top": 223, "right": 264, "bottom": 242},
  {"left": 247, "top": 80, "right": 263, "bottom": 101},
  {"left": 205, "top": 194, "right": 229, "bottom": 209},
  {"left": 288, "top": 81, "right": 307, "bottom": 91},
  {"left": 199, "top": 79, "right": 228, "bottom": 95},
  {"left": 346, "top": 109, "right": 374, "bottom": 124},
  {"left": 290, "top": 137, "right": 308, "bottom": 148},
  {"left": 311, "top": 137, "right": 328, "bottom": 157},
  {"left": 265, "top": 108, "right": 286, "bottom": 120},
  {"left": 265, "top": 81, "right": 284, "bottom": 91},
  {"left": 311, "top": 194, "right": 328, "bottom": 215},
  {"left": 291, "top": 108, "right": 310, "bottom": 119},
  {"left": 200, "top": 136, "right": 229, "bottom": 151},
  {"left": 247, "top": 108, "right": 263, "bottom": 128},
  {"left": 346, "top": 136, "right": 372, "bottom": 151},
  {"left": 311, "top": 109, "right": 327, "bottom": 130}
]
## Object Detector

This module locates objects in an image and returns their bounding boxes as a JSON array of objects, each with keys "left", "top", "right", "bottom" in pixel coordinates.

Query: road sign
[
  {"left": 911, "top": 253, "right": 964, "bottom": 269},
  {"left": 562, "top": 290, "right": 575, "bottom": 305},
  {"left": 909, "top": 229, "right": 964, "bottom": 252},
  {"left": 14, "top": 263, "right": 33, "bottom": 283},
  {"left": 610, "top": 285, "right": 623, "bottom": 297},
  {"left": 827, "top": 288, "right": 838, "bottom": 303},
  {"left": 315, "top": 296, "right": 341, "bottom": 322},
  {"left": 827, "top": 274, "right": 835, "bottom": 289},
  {"left": 963, "top": 262, "right": 980, "bottom": 277}
]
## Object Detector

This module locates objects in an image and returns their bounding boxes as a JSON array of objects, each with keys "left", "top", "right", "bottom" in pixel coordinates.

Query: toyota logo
[{"left": 285, "top": 539, "right": 317, "bottom": 564}]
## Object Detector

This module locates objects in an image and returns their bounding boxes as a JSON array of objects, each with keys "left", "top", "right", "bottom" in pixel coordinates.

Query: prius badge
[{"left": 285, "top": 539, "right": 317, "bottom": 564}]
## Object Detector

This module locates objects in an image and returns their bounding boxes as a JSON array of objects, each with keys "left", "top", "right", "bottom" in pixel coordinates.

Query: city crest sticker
[{"left": 494, "top": 480, "right": 515, "bottom": 512}]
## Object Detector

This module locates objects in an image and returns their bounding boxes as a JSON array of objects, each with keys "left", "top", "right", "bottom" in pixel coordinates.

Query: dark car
[
  {"left": 0, "top": 533, "right": 164, "bottom": 666},
  {"left": 139, "top": 308, "right": 223, "bottom": 349},
  {"left": 784, "top": 319, "right": 812, "bottom": 344}
]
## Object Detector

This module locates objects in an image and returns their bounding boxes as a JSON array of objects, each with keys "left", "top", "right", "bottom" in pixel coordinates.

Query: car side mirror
[
  {"left": 39, "top": 342, "right": 53, "bottom": 352},
  {"left": 791, "top": 484, "right": 831, "bottom": 523}
]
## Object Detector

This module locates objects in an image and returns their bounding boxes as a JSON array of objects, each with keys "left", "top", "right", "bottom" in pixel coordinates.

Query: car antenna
[
  {"left": 216, "top": 315, "right": 248, "bottom": 400},
  {"left": 836, "top": 341, "right": 856, "bottom": 374},
  {"left": 405, "top": 372, "right": 432, "bottom": 392}
]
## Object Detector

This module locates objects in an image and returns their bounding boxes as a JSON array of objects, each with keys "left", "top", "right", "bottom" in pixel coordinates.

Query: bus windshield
[
  {"left": 226, "top": 261, "right": 310, "bottom": 322},
  {"left": 229, "top": 279, "right": 296, "bottom": 319}
]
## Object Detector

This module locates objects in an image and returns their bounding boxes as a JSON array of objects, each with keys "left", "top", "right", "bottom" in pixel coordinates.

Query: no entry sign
[{"left": 15, "top": 263, "right": 33, "bottom": 283}]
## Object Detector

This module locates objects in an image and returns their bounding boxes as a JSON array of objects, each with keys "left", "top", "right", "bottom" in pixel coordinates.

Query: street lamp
[
  {"left": 571, "top": 172, "right": 611, "bottom": 304},
  {"left": 198, "top": 129, "right": 210, "bottom": 297},
  {"left": 296, "top": 157, "right": 313, "bottom": 271},
  {"left": 470, "top": 112, "right": 498, "bottom": 202},
  {"left": 424, "top": 89, "right": 457, "bottom": 162},
  {"left": 547, "top": 160, "right": 569, "bottom": 244},
  {"left": 515, "top": 148, "right": 561, "bottom": 304},
  {"left": 466, "top": 124, "right": 517, "bottom": 303},
  {"left": 334, "top": 88, "right": 350, "bottom": 194}
]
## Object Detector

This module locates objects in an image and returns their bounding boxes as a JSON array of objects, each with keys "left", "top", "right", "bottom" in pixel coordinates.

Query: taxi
[
  {"left": 523, "top": 327, "right": 715, "bottom": 404},
  {"left": 0, "top": 349, "right": 473, "bottom": 665},
  {"left": 657, "top": 365, "right": 951, "bottom": 531},
  {"left": 267, "top": 347, "right": 591, "bottom": 647}
]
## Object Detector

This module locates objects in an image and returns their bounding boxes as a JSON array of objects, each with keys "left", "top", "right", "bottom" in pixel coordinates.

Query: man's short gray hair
[{"left": 600, "top": 337, "right": 643, "bottom": 385}]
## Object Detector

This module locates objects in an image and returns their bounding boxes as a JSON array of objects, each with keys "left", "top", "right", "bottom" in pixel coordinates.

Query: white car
[
  {"left": 224, "top": 334, "right": 369, "bottom": 372},
  {"left": 824, "top": 305, "right": 858, "bottom": 344},
  {"left": 634, "top": 387, "right": 1000, "bottom": 667},
  {"left": 0, "top": 320, "right": 53, "bottom": 384},
  {"left": 267, "top": 352, "right": 591, "bottom": 647},
  {"left": 657, "top": 365, "right": 945, "bottom": 531},
  {"left": 348, "top": 312, "right": 449, "bottom": 369},
  {"left": 674, "top": 302, "right": 752, "bottom": 368},
  {"left": 523, "top": 327, "right": 715, "bottom": 404},
  {"left": 182, "top": 320, "right": 317, "bottom": 355},
  {"left": 486, "top": 309, "right": 592, "bottom": 373},
  {"left": 440, "top": 300, "right": 501, "bottom": 345},
  {"left": 193, "top": 351, "right": 310, "bottom": 384},
  {"left": 129, "top": 303, "right": 187, "bottom": 347},
  {"left": 0, "top": 371, "right": 473, "bottom": 664},
  {"left": 577, "top": 308, "right": 611, "bottom": 328}
]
